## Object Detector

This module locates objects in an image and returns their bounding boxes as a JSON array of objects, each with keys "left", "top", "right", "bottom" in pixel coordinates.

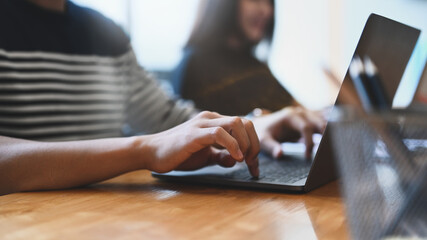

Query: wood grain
[{"left": 0, "top": 170, "right": 350, "bottom": 240}]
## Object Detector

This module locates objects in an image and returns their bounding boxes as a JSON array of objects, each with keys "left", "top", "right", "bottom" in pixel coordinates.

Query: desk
[{"left": 0, "top": 170, "right": 350, "bottom": 240}]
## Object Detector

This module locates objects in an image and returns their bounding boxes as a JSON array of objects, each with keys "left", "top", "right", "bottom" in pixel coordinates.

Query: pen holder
[{"left": 329, "top": 107, "right": 427, "bottom": 240}]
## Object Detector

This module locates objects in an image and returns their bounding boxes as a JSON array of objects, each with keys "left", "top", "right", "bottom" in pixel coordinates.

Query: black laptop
[{"left": 152, "top": 14, "right": 421, "bottom": 192}]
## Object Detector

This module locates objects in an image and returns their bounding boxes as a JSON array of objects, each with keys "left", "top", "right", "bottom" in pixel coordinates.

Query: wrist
[{"left": 128, "top": 135, "right": 154, "bottom": 171}]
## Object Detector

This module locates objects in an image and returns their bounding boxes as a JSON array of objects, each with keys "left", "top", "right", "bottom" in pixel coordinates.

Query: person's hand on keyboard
[
  {"left": 252, "top": 106, "right": 326, "bottom": 159},
  {"left": 144, "top": 111, "right": 261, "bottom": 177}
]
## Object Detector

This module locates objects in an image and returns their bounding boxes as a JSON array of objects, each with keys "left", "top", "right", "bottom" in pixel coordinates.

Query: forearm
[{"left": 0, "top": 136, "right": 147, "bottom": 195}]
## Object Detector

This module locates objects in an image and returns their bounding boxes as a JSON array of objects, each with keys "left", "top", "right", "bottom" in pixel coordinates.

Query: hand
[
  {"left": 252, "top": 106, "right": 326, "bottom": 159},
  {"left": 142, "top": 111, "right": 260, "bottom": 177}
]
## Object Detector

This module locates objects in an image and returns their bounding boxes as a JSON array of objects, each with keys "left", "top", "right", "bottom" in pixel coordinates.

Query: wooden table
[{"left": 0, "top": 170, "right": 350, "bottom": 240}]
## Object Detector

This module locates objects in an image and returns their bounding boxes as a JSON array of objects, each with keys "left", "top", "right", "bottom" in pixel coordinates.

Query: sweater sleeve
[{"left": 123, "top": 48, "right": 198, "bottom": 135}]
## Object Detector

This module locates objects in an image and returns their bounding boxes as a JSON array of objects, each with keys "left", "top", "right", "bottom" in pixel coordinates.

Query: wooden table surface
[{"left": 0, "top": 170, "right": 350, "bottom": 240}]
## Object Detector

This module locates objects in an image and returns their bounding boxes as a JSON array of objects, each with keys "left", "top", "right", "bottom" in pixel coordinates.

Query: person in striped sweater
[{"left": 0, "top": 0, "right": 324, "bottom": 195}]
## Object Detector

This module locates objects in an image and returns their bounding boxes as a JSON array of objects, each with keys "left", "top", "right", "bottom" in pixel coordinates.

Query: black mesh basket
[{"left": 330, "top": 108, "right": 427, "bottom": 240}]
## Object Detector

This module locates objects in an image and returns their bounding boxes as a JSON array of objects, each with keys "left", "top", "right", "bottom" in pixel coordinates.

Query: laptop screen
[{"left": 336, "top": 14, "right": 420, "bottom": 110}]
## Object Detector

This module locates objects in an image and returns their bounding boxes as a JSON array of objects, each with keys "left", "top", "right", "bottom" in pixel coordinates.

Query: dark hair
[{"left": 186, "top": 0, "right": 275, "bottom": 50}]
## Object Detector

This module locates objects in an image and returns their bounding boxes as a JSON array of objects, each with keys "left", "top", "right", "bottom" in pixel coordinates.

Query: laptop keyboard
[{"left": 225, "top": 154, "right": 312, "bottom": 184}]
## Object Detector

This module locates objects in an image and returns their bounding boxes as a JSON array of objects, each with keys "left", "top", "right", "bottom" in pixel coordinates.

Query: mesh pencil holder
[{"left": 329, "top": 107, "right": 427, "bottom": 240}]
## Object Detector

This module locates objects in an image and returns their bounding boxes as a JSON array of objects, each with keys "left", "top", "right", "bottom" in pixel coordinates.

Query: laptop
[{"left": 152, "top": 14, "right": 421, "bottom": 192}]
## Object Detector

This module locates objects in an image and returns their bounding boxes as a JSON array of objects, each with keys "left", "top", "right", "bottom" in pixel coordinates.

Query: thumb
[{"left": 261, "top": 136, "right": 283, "bottom": 158}]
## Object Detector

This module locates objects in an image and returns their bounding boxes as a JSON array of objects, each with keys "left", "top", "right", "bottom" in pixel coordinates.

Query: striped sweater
[{"left": 0, "top": 0, "right": 196, "bottom": 141}]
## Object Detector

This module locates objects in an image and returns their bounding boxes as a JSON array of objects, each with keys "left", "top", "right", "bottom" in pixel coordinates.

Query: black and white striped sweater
[{"left": 0, "top": 0, "right": 196, "bottom": 141}]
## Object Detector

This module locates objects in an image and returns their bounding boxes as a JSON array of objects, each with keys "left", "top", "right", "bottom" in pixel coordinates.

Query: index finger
[{"left": 242, "top": 118, "right": 260, "bottom": 177}]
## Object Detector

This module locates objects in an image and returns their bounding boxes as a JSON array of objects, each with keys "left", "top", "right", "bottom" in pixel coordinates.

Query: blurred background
[{"left": 73, "top": 0, "right": 427, "bottom": 110}]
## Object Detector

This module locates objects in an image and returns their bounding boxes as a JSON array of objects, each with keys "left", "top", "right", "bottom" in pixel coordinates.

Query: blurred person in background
[{"left": 172, "top": 0, "right": 295, "bottom": 116}]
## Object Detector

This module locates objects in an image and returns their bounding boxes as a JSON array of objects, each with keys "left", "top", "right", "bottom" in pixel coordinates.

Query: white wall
[
  {"left": 129, "top": 0, "right": 199, "bottom": 70},
  {"left": 268, "top": 0, "right": 333, "bottom": 109}
]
